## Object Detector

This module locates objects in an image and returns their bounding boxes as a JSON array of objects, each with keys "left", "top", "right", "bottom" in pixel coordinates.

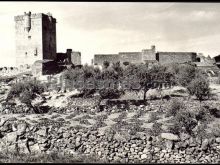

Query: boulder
[
  {"left": 161, "top": 133, "right": 179, "bottom": 141},
  {"left": 16, "top": 122, "right": 28, "bottom": 136},
  {"left": 165, "top": 140, "right": 174, "bottom": 149},
  {"left": 2, "top": 132, "right": 18, "bottom": 145},
  {"left": 36, "top": 127, "right": 48, "bottom": 137},
  {"left": 201, "top": 139, "right": 209, "bottom": 151},
  {"left": 141, "top": 154, "right": 147, "bottom": 160},
  {"left": 216, "top": 137, "right": 220, "bottom": 143},
  {"left": 179, "top": 132, "right": 190, "bottom": 141},
  {"left": 17, "top": 140, "right": 30, "bottom": 154},
  {"left": 29, "top": 143, "right": 41, "bottom": 154}
]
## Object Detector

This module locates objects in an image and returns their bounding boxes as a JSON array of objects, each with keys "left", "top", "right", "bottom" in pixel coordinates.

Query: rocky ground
[{"left": 0, "top": 80, "right": 220, "bottom": 163}]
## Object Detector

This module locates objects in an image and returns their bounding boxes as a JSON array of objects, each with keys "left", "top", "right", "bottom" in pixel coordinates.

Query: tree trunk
[
  {"left": 143, "top": 91, "right": 146, "bottom": 101},
  {"left": 143, "top": 89, "right": 148, "bottom": 101}
]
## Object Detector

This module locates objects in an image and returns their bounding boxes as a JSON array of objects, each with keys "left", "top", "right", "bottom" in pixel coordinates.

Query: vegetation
[
  {"left": 150, "top": 122, "right": 163, "bottom": 136},
  {"left": 187, "top": 77, "right": 211, "bottom": 101},
  {"left": 173, "top": 110, "right": 197, "bottom": 135},
  {"left": 7, "top": 80, "right": 45, "bottom": 107},
  {"left": 148, "top": 112, "right": 160, "bottom": 123},
  {"left": 166, "top": 99, "right": 186, "bottom": 117},
  {"left": 123, "top": 63, "right": 173, "bottom": 100}
]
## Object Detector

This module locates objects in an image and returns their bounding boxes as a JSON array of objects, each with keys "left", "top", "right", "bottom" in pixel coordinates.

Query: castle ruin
[{"left": 14, "top": 12, "right": 57, "bottom": 67}]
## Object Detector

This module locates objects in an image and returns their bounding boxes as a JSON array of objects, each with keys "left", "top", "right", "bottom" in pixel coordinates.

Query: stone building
[
  {"left": 156, "top": 52, "right": 197, "bottom": 65},
  {"left": 56, "top": 49, "right": 82, "bottom": 66},
  {"left": 69, "top": 50, "right": 81, "bottom": 66},
  {"left": 14, "top": 12, "right": 57, "bottom": 67}
]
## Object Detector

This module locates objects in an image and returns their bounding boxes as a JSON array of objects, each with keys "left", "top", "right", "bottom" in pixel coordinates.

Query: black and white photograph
[{"left": 0, "top": 1, "right": 220, "bottom": 163}]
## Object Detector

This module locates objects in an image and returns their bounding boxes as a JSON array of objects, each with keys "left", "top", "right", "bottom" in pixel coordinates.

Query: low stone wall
[{"left": 1, "top": 117, "right": 220, "bottom": 163}]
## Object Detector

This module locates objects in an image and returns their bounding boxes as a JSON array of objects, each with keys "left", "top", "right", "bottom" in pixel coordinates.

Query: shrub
[
  {"left": 99, "top": 88, "right": 124, "bottom": 99},
  {"left": 176, "top": 63, "right": 196, "bottom": 87},
  {"left": 195, "top": 106, "right": 213, "bottom": 124},
  {"left": 196, "top": 123, "right": 210, "bottom": 139},
  {"left": 103, "top": 61, "right": 110, "bottom": 69},
  {"left": 187, "top": 77, "right": 211, "bottom": 101},
  {"left": 173, "top": 110, "right": 197, "bottom": 135},
  {"left": 165, "top": 99, "right": 186, "bottom": 117},
  {"left": 167, "top": 124, "right": 182, "bottom": 135},
  {"left": 123, "top": 61, "right": 130, "bottom": 66},
  {"left": 150, "top": 122, "right": 163, "bottom": 136},
  {"left": 7, "top": 80, "right": 45, "bottom": 107}
]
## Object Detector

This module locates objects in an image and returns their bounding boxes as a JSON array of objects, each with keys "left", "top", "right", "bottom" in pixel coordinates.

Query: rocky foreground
[{"left": 0, "top": 109, "right": 220, "bottom": 163}]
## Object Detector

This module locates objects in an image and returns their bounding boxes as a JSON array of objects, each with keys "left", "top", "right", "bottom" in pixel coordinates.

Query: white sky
[{"left": 0, "top": 2, "right": 220, "bottom": 66}]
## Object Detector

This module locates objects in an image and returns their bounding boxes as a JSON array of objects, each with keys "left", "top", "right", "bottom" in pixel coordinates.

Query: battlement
[{"left": 14, "top": 12, "right": 56, "bottom": 23}]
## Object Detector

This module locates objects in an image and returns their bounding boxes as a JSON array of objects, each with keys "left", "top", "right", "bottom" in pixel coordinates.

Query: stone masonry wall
[
  {"left": 1, "top": 117, "right": 220, "bottom": 163},
  {"left": 157, "top": 52, "right": 197, "bottom": 65}
]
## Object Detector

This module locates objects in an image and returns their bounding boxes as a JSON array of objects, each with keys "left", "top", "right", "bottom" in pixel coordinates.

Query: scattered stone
[
  {"left": 165, "top": 140, "right": 174, "bottom": 149},
  {"left": 216, "top": 137, "right": 220, "bottom": 143},
  {"left": 141, "top": 154, "right": 147, "bottom": 160},
  {"left": 2, "top": 132, "right": 17, "bottom": 144},
  {"left": 201, "top": 139, "right": 209, "bottom": 151},
  {"left": 16, "top": 122, "right": 28, "bottom": 136},
  {"left": 179, "top": 132, "right": 190, "bottom": 141}
]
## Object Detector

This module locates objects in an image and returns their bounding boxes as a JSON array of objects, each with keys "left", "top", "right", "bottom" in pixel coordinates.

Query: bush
[
  {"left": 99, "top": 88, "right": 124, "bottom": 99},
  {"left": 176, "top": 63, "right": 196, "bottom": 87},
  {"left": 150, "top": 122, "right": 163, "bottom": 136},
  {"left": 167, "top": 124, "right": 182, "bottom": 135},
  {"left": 7, "top": 80, "right": 45, "bottom": 107},
  {"left": 165, "top": 99, "right": 186, "bottom": 117},
  {"left": 195, "top": 106, "right": 213, "bottom": 124},
  {"left": 196, "top": 123, "right": 210, "bottom": 139},
  {"left": 187, "top": 77, "right": 211, "bottom": 101},
  {"left": 173, "top": 110, "right": 197, "bottom": 135}
]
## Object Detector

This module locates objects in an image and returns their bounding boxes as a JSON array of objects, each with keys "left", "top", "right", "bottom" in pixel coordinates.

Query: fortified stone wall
[
  {"left": 94, "top": 54, "right": 119, "bottom": 65},
  {"left": 118, "top": 52, "right": 142, "bottom": 64},
  {"left": 93, "top": 46, "right": 156, "bottom": 66},
  {"left": 0, "top": 66, "right": 31, "bottom": 77},
  {"left": 156, "top": 52, "right": 197, "bottom": 65}
]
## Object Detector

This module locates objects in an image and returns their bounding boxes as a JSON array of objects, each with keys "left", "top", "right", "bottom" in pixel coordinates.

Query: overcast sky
[{"left": 0, "top": 2, "right": 220, "bottom": 66}]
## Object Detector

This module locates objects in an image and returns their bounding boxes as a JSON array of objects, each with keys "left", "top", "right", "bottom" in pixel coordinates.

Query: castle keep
[{"left": 14, "top": 12, "right": 57, "bottom": 67}]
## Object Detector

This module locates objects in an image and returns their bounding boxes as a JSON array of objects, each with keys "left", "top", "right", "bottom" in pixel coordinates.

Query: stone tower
[{"left": 14, "top": 12, "right": 57, "bottom": 67}]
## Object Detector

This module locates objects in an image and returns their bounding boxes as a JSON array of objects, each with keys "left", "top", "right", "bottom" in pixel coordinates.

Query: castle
[
  {"left": 13, "top": 12, "right": 81, "bottom": 77},
  {"left": 14, "top": 12, "right": 57, "bottom": 67},
  {"left": 1, "top": 11, "right": 217, "bottom": 79},
  {"left": 93, "top": 45, "right": 200, "bottom": 66}
]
